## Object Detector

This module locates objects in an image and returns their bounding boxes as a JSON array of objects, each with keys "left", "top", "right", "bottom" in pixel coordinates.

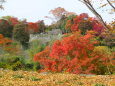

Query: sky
[{"left": 0, "top": 0, "right": 115, "bottom": 25}]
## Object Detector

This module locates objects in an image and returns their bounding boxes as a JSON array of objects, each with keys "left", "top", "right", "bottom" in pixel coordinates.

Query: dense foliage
[
  {"left": 26, "top": 22, "right": 39, "bottom": 34},
  {"left": 13, "top": 22, "right": 30, "bottom": 49},
  {"left": 0, "top": 19, "right": 13, "bottom": 38},
  {"left": 34, "top": 32, "right": 114, "bottom": 74},
  {"left": 65, "top": 13, "right": 105, "bottom": 35},
  {"left": 102, "top": 21, "right": 115, "bottom": 47},
  {"left": 0, "top": 10, "right": 114, "bottom": 75},
  {"left": 0, "top": 34, "right": 12, "bottom": 48}
]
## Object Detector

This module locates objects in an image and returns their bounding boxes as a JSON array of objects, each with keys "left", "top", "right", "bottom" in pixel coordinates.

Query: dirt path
[{"left": 0, "top": 70, "right": 115, "bottom": 86}]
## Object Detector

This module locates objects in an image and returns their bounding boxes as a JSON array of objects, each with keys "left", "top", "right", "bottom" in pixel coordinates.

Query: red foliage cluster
[
  {"left": 0, "top": 19, "right": 2, "bottom": 23},
  {"left": 26, "top": 22, "right": 39, "bottom": 33},
  {"left": 66, "top": 13, "right": 105, "bottom": 35},
  {"left": 0, "top": 34, "right": 13, "bottom": 52},
  {"left": 0, "top": 17, "right": 45, "bottom": 34},
  {"left": 34, "top": 32, "right": 110, "bottom": 74},
  {"left": 0, "top": 34, "right": 12, "bottom": 45},
  {"left": 9, "top": 17, "right": 19, "bottom": 26}
]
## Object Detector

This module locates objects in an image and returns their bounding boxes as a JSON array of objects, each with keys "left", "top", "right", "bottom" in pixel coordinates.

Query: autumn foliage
[
  {"left": 34, "top": 32, "right": 113, "bottom": 74},
  {"left": 50, "top": 7, "right": 76, "bottom": 20},
  {"left": 0, "top": 34, "right": 13, "bottom": 52},
  {"left": 26, "top": 22, "right": 39, "bottom": 34},
  {"left": 101, "top": 21, "right": 115, "bottom": 47},
  {"left": 0, "top": 34, "right": 12, "bottom": 45},
  {"left": 26, "top": 20, "right": 45, "bottom": 34},
  {"left": 9, "top": 17, "right": 19, "bottom": 26},
  {"left": 65, "top": 13, "right": 105, "bottom": 35},
  {"left": 0, "top": 11, "right": 114, "bottom": 75}
]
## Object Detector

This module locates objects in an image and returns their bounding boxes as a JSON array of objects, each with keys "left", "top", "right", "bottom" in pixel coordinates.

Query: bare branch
[
  {"left": 0, "top": 0, "right": 5, "bottom": 9},
  {"left": 107, "top": 0, "right": 115, "bottom": 10},
  {"left": 78, "top": 0, "right": 109, "bottom": 29}
]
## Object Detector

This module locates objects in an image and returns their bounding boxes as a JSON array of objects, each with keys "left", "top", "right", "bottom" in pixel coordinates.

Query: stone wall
[{"left": 29, "top": 29, "right": 63, "bottom": 44}]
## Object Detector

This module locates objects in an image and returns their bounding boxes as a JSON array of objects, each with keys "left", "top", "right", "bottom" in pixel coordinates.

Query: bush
[
  {"left": 27, "top": 40, "right": 46, "bottom": 61},
  {"left": 24, "top": 40, "right": 46, "bottom": 71},
  {"left": 24, "top": 62, "right": 41, "bottom": 71},
  {"left": 0, "top": 55, "right": 25, "bottom": 71},
  {"left": 24, "top": 63, "right": 34, "bottom": 70},
  {"left": 0, "top": 62, "right": 10, "bottom": 69},
  {"left": 33, "top": 62, "right": 41, "bottom": 71},
  {"left": 0, "top": 34, "right": 12, "bottom": 48},
  {"left": 4, "top": 41, "right": 22, "bottom": 55},
  {"left": 34, "top": 32, "right": 114, "bottom": 74},
  {"left": 11, "top": 61, "right": 23, "bottom": 71}
]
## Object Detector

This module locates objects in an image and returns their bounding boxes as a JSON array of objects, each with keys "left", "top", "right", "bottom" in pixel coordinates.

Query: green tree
[
  {"left": 13, "top": 22, "right": 29, "bottom": 49},
  {"left": 0, "top": 19, "right": 13, "bottom": 38},
  {"left": 37, "top": 20, "right": 46, "bottom": 33}
]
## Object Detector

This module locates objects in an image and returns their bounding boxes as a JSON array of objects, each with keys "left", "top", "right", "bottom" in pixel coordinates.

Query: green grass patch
[
  {"left": 76, "top": 82, "right": 84, "bottom": 85},
  {"left": 94, "top": 83, "right": 106, "bottom": 86},
  {"left": 56, "top": 81, "right": 64, "bottom": 84},
  {"left": 0, "top": 75, "right": 3, "bottom": 78},
  {"left": 30, "top": 76, "right": 42, "bottom": 81},
  {"left": 12, "top": 74, "right": 24, "bottom": 78}
]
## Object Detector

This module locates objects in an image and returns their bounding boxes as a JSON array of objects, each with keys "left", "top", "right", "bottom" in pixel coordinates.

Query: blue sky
[{"left": 0, "top": 0, "right": 114, "bottom": 25}]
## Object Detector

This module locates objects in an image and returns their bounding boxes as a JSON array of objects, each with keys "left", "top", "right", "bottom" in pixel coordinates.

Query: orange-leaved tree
[
  {"left": 0, "top": 34, "right": 12, "bottom": 45},
  {"left": 0, "top": 34, "right": 12, "bottom": 51},
  {"left": 26, "top": 22, "right": 39, "bottom": 34},
  {"left": 34, "top": 32, "right": 113, "bottom": 74},
  {"left": 0, "top": 34, "right": 22, "bottom": 54},
  {"left": 65, "top": 13, "right": 105, "bottom": 35}
]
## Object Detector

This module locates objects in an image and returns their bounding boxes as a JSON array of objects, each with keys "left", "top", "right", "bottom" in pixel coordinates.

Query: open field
[{"left": 0, "top": 70, "right": 115, "bottom": 86}]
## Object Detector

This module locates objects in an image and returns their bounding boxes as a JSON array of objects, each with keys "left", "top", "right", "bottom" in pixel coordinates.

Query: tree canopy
[{"left": 78, "top": 0, "right": 115, "bottom": 29}]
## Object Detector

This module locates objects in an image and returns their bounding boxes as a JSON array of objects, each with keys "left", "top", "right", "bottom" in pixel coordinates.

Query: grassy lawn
[{"left": 0, "top": 70, "right": 115, "bottom": 86}]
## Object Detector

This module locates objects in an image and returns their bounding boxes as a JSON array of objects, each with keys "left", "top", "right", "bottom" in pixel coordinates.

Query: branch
[
  {"left": 79, "top": 0, "right": 109, "bottom": 29},
  {"left": 0, "top": 0, "right": 5, "bottom": 9},
  {"left": 86, "top": 0, "right": 107, "bottom": 27},
  {"left": 107, "top": 0, "right": 115, "bottom": 10}
]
